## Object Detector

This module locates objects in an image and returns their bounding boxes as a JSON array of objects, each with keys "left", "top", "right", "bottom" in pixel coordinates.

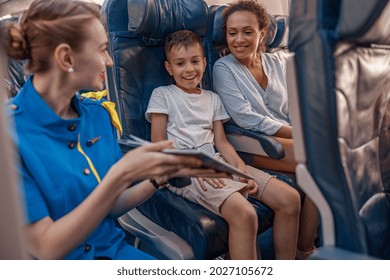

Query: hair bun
[{"left": 7, "top": 23, "right": 30, "bottom": 60}]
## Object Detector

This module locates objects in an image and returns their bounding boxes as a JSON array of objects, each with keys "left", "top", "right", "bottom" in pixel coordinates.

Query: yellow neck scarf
[{"left": 81, "top": 90, "right": 123, "bottom": 136}]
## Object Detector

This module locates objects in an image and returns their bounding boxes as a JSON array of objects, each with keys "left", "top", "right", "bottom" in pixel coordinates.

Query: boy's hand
[
  {"left": 196, "top": 177, "right": 226, "bottom": 191},
  {"left": 240, "top": 177, "right": 259, "bottom": 195},
  {"left": 237, "top": 165, "right": 259, "bottom": 195}
]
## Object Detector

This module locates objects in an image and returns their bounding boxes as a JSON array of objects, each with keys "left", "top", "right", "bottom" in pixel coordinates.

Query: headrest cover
[
  {"left": 338, "top": 0, "right": 390, "bottom": 44},
  {"left": 269, "top": 15, "right": 289, "bottom": 48},
  {"left": 128, "top": 0, "right": 208, "bottom": 41},
  {"left": 211, "top": 5, "right": 288, "bottom": 49}
]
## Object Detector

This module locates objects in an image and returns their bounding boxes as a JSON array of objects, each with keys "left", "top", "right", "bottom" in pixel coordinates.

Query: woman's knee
[
  {"left": 271, "top": 181, "right": 301, "bottom": 216},
  {"left": 281, "top": 189, "right": 301, "bottom": 216}
]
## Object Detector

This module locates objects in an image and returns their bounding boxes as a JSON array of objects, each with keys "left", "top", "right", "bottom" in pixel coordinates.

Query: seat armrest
[
  {"left": 223, "top": 123, "right": 285, "bottom": 159},
  {"left": 118, "top": 208, "right": 195, "bottom": 260}
]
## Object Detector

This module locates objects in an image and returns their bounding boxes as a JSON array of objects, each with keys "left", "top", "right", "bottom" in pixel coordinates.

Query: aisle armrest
[{"left": 223, "top": 123, "right": 285, "bottom": 159}]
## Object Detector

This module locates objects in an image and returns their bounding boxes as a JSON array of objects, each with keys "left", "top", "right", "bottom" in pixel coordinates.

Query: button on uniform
[
  {"left": 84, "top": 244, "right": 91, "bottom": 252},
  {"left": 83, "top": 168, "right": 91, "bottom": 176},
  {"left": 68, "top": 124, "right": 77, "bottom": 131},
  {"left": 68, "top": 141, "right": 76, "bottom": 149}
]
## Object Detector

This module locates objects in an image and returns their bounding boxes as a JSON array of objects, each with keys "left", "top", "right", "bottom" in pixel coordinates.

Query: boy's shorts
[{"left": 167, "top": 154, "right": 274, "bottom": 215}]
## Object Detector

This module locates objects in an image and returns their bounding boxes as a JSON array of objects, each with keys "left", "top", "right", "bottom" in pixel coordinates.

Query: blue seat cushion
[{"left": 137, "top": 188, "right": 274, "bottom": 259}]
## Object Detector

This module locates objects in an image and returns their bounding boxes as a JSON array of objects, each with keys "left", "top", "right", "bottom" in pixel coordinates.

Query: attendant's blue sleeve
[
  {"left": 213, "top": 62, "right": 283, "bottom": 135},
  {"left": 7, "top": 113, "right": 49, "bottom": 224},
  {"left": 19, "top": 160, "right": 49, "bottom": 223}
]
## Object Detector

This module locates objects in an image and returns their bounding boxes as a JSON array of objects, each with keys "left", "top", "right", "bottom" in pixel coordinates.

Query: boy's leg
[
  {"left": 248, "top": 166, "right": 300, "bottom": 259},
  {"left": 220, "top": 192, "right": 258, "bottom": 260}
]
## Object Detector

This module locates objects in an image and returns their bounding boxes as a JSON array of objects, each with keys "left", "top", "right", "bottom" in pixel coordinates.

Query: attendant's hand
[
  {"left": 114, "top": 140, "right": 202, "bottom": 186},
  {"left": 115, "top": 140, "right": 231, "bottom": 189}
]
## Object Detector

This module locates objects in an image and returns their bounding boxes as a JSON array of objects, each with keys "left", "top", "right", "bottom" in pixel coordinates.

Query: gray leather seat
[{"left": 289, "top": 0, "right": 390, "bottom": 259}]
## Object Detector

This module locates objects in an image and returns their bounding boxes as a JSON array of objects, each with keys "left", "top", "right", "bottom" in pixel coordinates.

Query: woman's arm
[
  {"left": 274, "top": 125, "right": 293, "bottom": 139},
  {"left": 24, "top": 140, "right": 202, "bottom": 259},
  {"left": 109, "top": 113, "right": 169, "bottom": 218},
  {"left": 108, "top": 179, "right": 160, "bottom": 218}
]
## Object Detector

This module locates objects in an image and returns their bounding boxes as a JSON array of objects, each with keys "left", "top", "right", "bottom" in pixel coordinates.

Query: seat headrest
[
  {"left": 338, "top": 0, "right": 390, "bottom": 45},
  {"left": 211, "top": 5, "right": 289, "bottom": 49},
  {"left": 269, "top": 15, "right": 289, "bottom": 49},
  {"left": 127, "top": 0, "right": 208, "bottom": 44}
]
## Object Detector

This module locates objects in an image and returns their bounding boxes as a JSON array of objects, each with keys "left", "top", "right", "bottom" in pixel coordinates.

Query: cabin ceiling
[{"left": 0, "top": 0, "right": 105, "bottom": 17}]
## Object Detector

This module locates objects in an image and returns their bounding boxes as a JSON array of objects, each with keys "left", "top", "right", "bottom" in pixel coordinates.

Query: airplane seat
[
  {"left": 1, "top": 15, "right": 27, "bottom": 98},
  {"left": 6, "top": 59, "right": 26, "bottom": 98},
  {"left": 289, "top": 0, "right": 390, "bottom": 259},
  {"left": 101, "top": 0, "right": 275, "bottom": 260},
  {"left": 205, "top": 4, "right": 292, "bottom": 165}
]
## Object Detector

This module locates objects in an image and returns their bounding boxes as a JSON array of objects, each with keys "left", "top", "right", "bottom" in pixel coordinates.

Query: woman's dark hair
[
  {"left": 165, "top": 30, "right": 203, "bottom": 60},
  {"left": 222, "top": 0, "right": 269, "bottom": 51},
  {"left": 5, "top": 0, "right": 100, "bottom": 73}
]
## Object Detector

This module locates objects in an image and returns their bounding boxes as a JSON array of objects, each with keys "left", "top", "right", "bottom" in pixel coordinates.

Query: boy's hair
[{"left": 164, "top": 30, "right": 203, "bottom": 60}]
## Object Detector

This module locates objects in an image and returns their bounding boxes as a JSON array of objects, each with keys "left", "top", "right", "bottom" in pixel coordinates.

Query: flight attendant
[{"left": 4, "top": 0, "right": 213, "bottom": 260}]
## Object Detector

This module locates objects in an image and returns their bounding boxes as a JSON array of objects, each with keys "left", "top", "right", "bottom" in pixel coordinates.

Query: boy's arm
[
  {"left": 214, "top": 120, "right": 259, "bottom": 194},
  {"left": 213, "top": 120, "right": 246, "bottom": 169},
  {"left": 150, "top": 113, "right": 168, "bottom": 142}
]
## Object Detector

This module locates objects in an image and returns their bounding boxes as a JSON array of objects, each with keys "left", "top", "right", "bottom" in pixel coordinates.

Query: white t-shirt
[{"left": 146, "top": 85, "right": 230, "bottom": 149}]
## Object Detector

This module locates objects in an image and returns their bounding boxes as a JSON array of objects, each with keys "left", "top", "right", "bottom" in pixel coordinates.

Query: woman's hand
[
  {"left": 113, "top": 140, "right": 202, "bottom": 185},
  {"left": 196, "top": 177, "right": 226, "bottom": 191},
  {"left": 114, "top": 140, "right": 232, "bottom": 188}
]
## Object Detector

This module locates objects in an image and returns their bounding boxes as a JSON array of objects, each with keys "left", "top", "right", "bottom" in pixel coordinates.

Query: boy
[{"left": 146, "top": 30, "right": 301, "bottom": 259}]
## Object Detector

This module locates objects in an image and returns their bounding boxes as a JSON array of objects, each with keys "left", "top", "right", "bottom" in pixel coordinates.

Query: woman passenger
[{"left": 212, "top": 0, "right": 319, "bottom": 259}]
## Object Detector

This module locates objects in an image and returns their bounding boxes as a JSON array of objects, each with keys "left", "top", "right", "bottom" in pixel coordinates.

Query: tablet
[
  {"left": 125, "top": 135, "right": 254, "bottom": 180},
  {"left": 163, "top": 148, "right": 254, "bottom": 179}
]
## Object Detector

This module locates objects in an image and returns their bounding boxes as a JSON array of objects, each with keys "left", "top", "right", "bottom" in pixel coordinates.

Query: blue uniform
[{"left": 7, "top": 77, "right": 154, "bottom": 260}]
